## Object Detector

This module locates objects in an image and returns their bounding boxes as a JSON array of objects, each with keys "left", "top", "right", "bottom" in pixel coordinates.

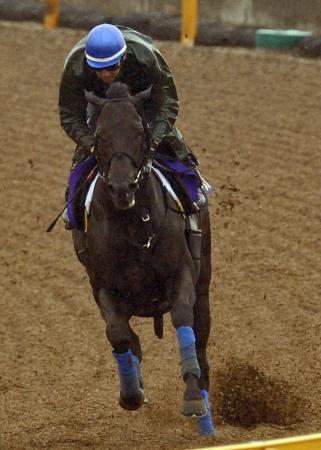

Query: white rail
[{"left": 191, "top": 433, "right": 321, "bottom": 450}]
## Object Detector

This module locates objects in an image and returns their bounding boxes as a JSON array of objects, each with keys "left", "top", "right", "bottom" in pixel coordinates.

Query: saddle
[{"left": 153, "top": 157, "right": 203, "bottom": 215}]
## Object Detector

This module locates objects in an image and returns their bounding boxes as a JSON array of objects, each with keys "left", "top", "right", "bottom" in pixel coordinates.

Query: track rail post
[
  {"left": 44, "top": 0, "right": 60, "bottom": 29},
  {"left": 181, "top": 0, "right": 198, "bottom": 46}
]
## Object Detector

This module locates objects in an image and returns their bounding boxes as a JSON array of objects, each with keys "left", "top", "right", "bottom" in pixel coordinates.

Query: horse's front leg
[
  {"left": 170, "top": 270, "right": 207, "bottom": 418},
  {"left": 98, "top": 288, "right": 145, "bottom": 411}
]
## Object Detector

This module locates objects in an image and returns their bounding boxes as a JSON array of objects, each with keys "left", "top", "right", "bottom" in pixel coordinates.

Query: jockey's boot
[
  {"left": 183, "top": 154, "right": 209, "bottom": 210},
  {"left": 63, "top": 207, "right": 73, "bottom": 230},
  {"left": 195, "top": 185, "right": 207, "bottom": 209},
  {"left": 62, "top": 186, "right": 73, "bottom": 230}
]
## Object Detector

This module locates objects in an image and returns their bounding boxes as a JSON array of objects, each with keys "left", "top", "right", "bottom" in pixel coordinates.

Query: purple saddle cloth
[
  {"left": 67, "top": 156, "right": 211, "bottom": 230},
  {"left": 67, "top": 155, "right": 96, "bottom": 230},
  {"left": 154, "top": 159, "right": 201, "bottom": 203}
]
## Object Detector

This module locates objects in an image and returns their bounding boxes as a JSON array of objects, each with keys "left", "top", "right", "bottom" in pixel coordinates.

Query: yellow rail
[
  {"left": 44, "top": 0, "right": 60, "bottom": 28},
  {"left": 191, "top": 433, "right": 321, "bottom": 450},
  {"left": 181, "top": 0, "right": 198, "bottom": 46}
]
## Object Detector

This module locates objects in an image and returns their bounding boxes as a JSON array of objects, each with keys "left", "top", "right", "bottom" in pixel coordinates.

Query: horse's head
[{"left": 85, "top": 82, "right": 151, "bottom": 210}]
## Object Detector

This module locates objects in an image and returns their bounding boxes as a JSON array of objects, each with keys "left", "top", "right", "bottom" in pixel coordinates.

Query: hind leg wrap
[
  {"left": 177, "top": 326, "right": 201, "bottom": 378},
  {"left": 198, "top": 389, "right": 217, "bottom": 436}
]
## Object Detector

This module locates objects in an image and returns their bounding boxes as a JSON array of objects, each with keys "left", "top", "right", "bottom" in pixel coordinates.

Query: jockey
[{"left": 59, "top": 24, "right": 207, "bottom": 227}]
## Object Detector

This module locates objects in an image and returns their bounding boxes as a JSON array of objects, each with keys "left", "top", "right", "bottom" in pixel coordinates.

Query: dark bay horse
[{"left": 72, "top": 82, "right": 216, "bottom": 436}]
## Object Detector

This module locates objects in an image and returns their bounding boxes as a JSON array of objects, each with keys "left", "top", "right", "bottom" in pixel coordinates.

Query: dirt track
[{"left": 0, "top": 21, "right": 320, "bottom": 450}]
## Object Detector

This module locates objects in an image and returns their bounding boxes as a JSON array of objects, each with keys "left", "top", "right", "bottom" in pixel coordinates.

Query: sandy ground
[{"left": 0, "top": 21, "right": 320, "bottom": 450}]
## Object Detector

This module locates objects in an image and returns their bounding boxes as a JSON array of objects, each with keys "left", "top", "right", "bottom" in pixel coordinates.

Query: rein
[{"left": 98, "top": 151, "right": 143, "bottom": 182}]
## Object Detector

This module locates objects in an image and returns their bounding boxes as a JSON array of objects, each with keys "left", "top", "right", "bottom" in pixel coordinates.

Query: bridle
[{"left": 95, "top": 97, "right": 155, "bottom": 188}]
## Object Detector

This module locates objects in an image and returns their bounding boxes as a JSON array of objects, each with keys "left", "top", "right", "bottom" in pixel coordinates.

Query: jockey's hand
[
  {"left": 184, "top": 153, "right": 199, "bottom": 167},
  {"left": 150, "top": 144, "right": 157, "bottom": 156},
  {"left": 149, "top": 138, "right": 159, "bottom": 158}
]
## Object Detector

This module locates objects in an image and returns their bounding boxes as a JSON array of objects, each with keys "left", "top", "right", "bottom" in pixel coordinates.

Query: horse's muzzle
[
  {"left": 114, "top": 196, "right": 136, "bottom": 210},
  {"left": 108, "top": 185, "right": 136, "bottom": 210}
]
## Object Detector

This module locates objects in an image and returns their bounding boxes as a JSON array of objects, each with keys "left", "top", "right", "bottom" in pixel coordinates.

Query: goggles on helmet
[{"left": 93, "top": 60, "right": 122, "bottom": 72}]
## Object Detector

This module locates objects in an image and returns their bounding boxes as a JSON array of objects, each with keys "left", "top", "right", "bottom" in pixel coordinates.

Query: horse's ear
[
  {"left": 85, "top": 90, "right": 107, "bottom": 107},
  {"left": 133, "top": 85, "right": 152, "bottom": 105}
]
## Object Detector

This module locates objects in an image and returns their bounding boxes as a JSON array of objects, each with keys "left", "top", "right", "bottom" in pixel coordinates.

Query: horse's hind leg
[
  {"left": 194, "top": 209, "right": 212, "bottom": 391},
  {"left": 194, "top": 209, "right": 216, "bottom": 435},
  {"left": 194, "top": 281, "right": 216, "bottom": 435},
  {"left": 170, "top": 274, "right": 206, "bottom": 418}
]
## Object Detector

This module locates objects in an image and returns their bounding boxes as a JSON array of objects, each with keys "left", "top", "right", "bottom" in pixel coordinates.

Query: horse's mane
[{"left": 105, "top": 82, "right": 131, "bottom": 100}]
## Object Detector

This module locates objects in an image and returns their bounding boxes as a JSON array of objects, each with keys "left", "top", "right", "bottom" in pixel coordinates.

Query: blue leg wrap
[
  {"left": 132, "top": 354, "right": 144, "bottom": 389},
  {"left": 113, "top": 350, "right": 141, "bottom": 398},
  {"left": 176, "top": 326, "right": 201, "bottom": 378},
  {"left": 198, "top": 389, "right": 217, "bottom": 436}
]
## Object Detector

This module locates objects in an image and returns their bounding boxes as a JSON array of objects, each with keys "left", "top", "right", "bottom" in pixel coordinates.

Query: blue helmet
[{"left": 85, "top": 24, "right": 126, "bottom": 69}]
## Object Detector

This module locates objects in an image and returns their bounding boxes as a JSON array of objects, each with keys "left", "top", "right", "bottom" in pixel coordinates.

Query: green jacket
[{"left": 59, "top": 26, "right": 189, "bottom": 159}]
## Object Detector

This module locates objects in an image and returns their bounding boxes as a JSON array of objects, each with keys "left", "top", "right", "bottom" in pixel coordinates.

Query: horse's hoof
[
  {"left": 119, "top": 388, "right": 145, "bottom": 411},
  {"left": 181, "top": 398, "right": 207, "bottom": 418}
]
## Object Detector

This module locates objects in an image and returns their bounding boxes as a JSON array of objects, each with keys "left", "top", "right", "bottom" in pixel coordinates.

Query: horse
[{"left": 71, "top": 82, "right": 216, "bottom": 436}]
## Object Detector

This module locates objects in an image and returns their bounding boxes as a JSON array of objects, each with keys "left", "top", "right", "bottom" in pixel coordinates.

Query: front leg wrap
[
  {"left": 176, "top": 326, "right": 201, "bottom": 378},
  {"left": 132, "top": 354, "right": 144, "bottom": 389},
  {"left": 113, "top": 350, "right": 141, "bottom": 398}
]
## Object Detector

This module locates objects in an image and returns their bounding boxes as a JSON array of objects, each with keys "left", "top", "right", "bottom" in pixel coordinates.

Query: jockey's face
[
  {"left": 94, "top": 65, "right": 121, "bottom": 85},
  {"left": 93, "top": 55, "right": 126, "bottom": 85}
]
